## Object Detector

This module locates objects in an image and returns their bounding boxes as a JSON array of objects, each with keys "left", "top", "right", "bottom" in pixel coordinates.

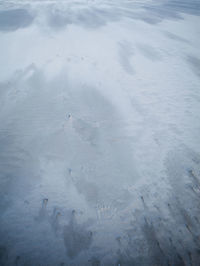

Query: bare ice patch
[{"left": 0, "top": 9, "right": 34, "bottom": 32}]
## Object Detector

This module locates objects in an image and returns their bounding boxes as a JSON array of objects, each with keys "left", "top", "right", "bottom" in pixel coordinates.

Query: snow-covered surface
[{"left": 0, "top": 0, "right": 200, "bottom": 265}]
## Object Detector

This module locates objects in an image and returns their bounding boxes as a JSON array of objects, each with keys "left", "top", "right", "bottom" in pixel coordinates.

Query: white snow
[{"left": 0, "top": 0, "right": 200, "bottom": 265}]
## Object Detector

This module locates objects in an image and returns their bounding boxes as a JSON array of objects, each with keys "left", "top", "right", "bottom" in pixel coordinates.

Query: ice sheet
[{"left": 0, "top": 0, "right": 200, "bottom": 265}]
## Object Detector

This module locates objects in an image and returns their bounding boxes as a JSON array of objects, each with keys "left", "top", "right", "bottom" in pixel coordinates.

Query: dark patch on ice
[
  {"left": 48, "top": 7, "right": 106, "bottom": 30},
  {"left": 118, "top": 41, "right": 135, "bottom": 75},
  {"left": 136, "top": 43, "right": 162, "bottom": 61},
  {"left": 141, "top": 221, "right": 168, "bottom": 266},
  {"left": 0, "top": 246, "right": 8, "bottom": 266},
  {"left": 163, "top": 30, "right": 190, "bottom": 44},
  {"left": 164, "top": 146, "right": 200, "bottom": 263},
  {"left": 63, "top": 210, "right": 93, "bottom": 258},
  {"left": 15, "top": 255, "right": 21, "bottom": 266},
  {"left": 75, "top": 178, "right": 99, "bottom": 204},
  {"left": 72, "top": 117, "right": 98, "bottom": 144},
  {"left": 0, "top": 134, "right": 38, "bottom": 214},
  {"left": 50, "top": 207, "right": 62, "bottom": 235},
  {"left": 160, "top": 0, "right": 200, "bottom": 16},
  {"left": 1, "top": 0, "right": 198, "bottom": 35},
  {"left": 142, "top": 0, "right": 200, "bottom": 24},
  {"left": 45, "top": 0, "right": 199, "bottom": 31},
  {"left": 76, "top": 9, "right": 106, "bottom": 29},
  {"left": 165, "top": 146, "right": 200, "bottom": 196},
  {"left": 187, "top": 56, "right": 200, "bottom": 77},
  {"left": 0, "top": 9, "right": 34, "bottom": 32},
  {"left": 35, "top": 198, "right": 48, "bottom": 222},
  {"left": 47, "top": 9, "right": 73, "bottom": 29},
  {"left": 142, "top": 4, "right": 183, "bottom": 23},
  {"left": 88, "top": 257, "right": 101, "bottom": 266}
]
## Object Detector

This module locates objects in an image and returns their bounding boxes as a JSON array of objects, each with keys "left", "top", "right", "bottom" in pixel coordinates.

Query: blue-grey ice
[{"left": 0, "top": 0, "right": 200, "bottom": 265}]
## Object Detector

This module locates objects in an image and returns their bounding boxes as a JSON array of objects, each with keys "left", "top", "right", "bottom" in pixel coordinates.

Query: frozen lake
[{"left": 0, "top": 0, "right": 200, "bottom": 265}]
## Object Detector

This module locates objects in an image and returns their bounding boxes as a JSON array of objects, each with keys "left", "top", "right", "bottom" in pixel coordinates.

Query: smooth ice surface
[{"left": 0, "top": 0, "right": 200, "bottom": 265}]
